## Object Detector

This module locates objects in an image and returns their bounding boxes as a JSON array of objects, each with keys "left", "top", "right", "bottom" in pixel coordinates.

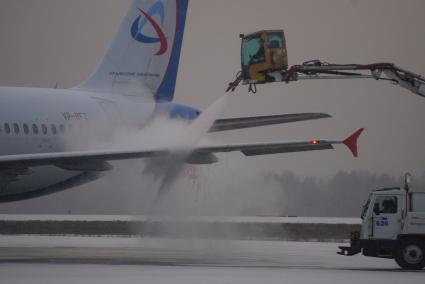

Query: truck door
[{"left": 371, "top": 195, "right": 402, "bottom": 239}]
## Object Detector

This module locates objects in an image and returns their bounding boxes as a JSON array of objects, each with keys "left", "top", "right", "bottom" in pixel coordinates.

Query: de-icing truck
[{"left": 338, "top": 174, "right": 425, "bottom": 270}]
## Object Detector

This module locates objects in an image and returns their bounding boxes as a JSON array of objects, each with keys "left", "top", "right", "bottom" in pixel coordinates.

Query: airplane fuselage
[
  {"left": 0, "top": 87, "right": 155, "bottom": 155},
  {"left": 0, "top": 87, "right": 156, "bottom": 201}
]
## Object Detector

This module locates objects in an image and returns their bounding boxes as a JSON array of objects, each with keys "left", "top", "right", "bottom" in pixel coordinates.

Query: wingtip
[
  {"left": 320, "top": 113, "right": 333, "bottom": 119},
  {"left": 343, "top": 128, "right": 365, "bottom": 157}
]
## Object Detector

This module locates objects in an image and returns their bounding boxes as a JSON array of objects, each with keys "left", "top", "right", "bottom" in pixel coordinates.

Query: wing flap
[
  {"left": 209, "top": 113, "right": 331, "bottom": 132},
  {"left": 242, "top": 143, "right": 334, "bottom": 156},
  {"left": 195, "top": 141, "right": 334, "bottom": 156}
]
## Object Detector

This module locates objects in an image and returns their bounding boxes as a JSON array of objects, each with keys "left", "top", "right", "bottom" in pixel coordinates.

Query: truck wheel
[{"left": 395, "top": 239, "right": 425, "bottom": 270}]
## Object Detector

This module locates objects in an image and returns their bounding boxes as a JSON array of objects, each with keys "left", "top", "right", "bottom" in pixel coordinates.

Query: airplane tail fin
[{"left": 75, "top": 0, "right": 189, "bottom": 102}]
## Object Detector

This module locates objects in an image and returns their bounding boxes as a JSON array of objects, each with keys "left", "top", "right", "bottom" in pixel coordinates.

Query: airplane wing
[
  {"left": 209, "top": 113, "right": 331, "bottom": 132},
  {"left": 0, "top": 129, "right": 364, "bottom": 171}
]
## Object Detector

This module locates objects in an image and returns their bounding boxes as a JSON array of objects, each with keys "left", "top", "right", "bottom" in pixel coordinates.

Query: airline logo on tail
[{"left": 130, "top": 1, "right": 168, "bottom": 56}]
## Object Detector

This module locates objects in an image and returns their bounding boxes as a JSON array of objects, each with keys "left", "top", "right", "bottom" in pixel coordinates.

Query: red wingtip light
[
  {"left": 343, "top": 128, "right": 364, "bottom": 157},
  {"left": 312, "top": 139, "right": 319, "bottom": 145}
]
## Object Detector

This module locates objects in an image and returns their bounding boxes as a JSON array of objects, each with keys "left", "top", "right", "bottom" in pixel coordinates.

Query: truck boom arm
[{"left": 227, "top": 60, "right": 425, "bottom": 98}]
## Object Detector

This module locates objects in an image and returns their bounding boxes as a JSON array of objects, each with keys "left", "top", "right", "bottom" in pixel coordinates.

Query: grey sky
[{"left": 0, "top": 0, "right": 424, "bottom": 178}]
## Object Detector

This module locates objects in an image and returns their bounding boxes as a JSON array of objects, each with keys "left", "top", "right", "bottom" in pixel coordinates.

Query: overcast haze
[{"left": 0, "top": 0, "right": 425, "bottom": 214}]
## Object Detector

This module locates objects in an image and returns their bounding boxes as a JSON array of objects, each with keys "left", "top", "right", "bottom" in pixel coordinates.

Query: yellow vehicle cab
[{"left": 241, "top": 30, "right": 288, "bottom": 84}]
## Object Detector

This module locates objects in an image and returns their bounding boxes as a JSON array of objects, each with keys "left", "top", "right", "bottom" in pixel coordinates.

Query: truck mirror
[
  {"left": 405, "top": 173, "right": 412, "bottom": 185},
  {"left": 373, "top": 203, "right": 380, "bottom": 215},
  {"left": 404, "top": 172, "right": 412, "bottom": 192}
]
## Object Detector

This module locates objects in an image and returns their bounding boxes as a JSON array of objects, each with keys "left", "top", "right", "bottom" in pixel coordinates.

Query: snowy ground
[{"left": 0, "top": 235, "right": 423, "bottom": 284}]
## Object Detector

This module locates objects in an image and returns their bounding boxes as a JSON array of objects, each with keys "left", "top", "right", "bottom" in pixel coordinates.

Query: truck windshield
[
  {"left": 241, "top": 35, "right": 264, "bottom": 67},
  {"left": 361, "top": 196, "right": 371, "bottom": 219}
]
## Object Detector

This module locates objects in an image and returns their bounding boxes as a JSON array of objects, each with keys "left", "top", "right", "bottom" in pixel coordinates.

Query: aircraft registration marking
[{"left": 61, "top": 112, "right": 88, "bottom": 121}]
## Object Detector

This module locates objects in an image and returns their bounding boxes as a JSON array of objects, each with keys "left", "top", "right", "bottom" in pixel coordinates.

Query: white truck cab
[{"left": 339, "top": 174, "right": 425, "bottom": 270}]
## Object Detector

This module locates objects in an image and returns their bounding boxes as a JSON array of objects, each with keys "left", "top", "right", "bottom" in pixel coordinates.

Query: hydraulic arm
[
  {"left": 227, "top": 30, "right": 425, "bottom": 98},
  {"left": 227, "top": 60, "right": 425, "bottom": 98}
]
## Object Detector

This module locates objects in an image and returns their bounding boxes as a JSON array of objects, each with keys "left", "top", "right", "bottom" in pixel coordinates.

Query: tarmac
[{"left": 0, "top": 235, "right": 424, "bottom": 284}]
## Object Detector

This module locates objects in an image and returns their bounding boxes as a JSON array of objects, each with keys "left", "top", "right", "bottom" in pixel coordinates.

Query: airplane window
[
  {"left": 59, "top": 124, "right": 65, "bottom": 133},
  {"left": 4, "top": 123, "right": 10, "bottom": 134},
  {"left": 23, "top": 124, "right": 29, "bottom": 134},
  {"left": 51, "top": 124, "right": 57, "bottom": 135},
  {"left": 14, "top": 123, "right": 20, "bottom": 134},
  {"left": 42, "top": 124, "right": 48, "bottom": 135},
  {"left": 32, "top": 124, "right": 39, "bottom": 134}
]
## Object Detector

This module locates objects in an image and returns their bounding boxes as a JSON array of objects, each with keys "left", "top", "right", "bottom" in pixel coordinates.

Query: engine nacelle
[{"left": 156, "top": 102, "right": 201, "bottom": 121}]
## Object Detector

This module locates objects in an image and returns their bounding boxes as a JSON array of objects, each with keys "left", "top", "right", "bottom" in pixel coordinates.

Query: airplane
[{"left": 0, "top": 0, "right": 363, "bottom": 203}]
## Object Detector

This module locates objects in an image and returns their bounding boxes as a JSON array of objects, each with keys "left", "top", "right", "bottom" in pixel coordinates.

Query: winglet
[{"left": 343, "top": 128, "right": 364, "bottom": 157}]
